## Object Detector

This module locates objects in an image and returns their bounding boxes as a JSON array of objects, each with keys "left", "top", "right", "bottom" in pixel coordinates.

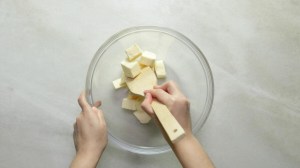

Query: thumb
[
  {"left": 146, "top": 89, "right": 173, "bottom": 108},
  {"left": 141, "top": 93, "right": 155, "bottom": 117}
]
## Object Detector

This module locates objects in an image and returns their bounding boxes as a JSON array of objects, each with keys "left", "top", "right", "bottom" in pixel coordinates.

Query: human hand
[
  {"left": 71, "top": 92, "right": 107, "bottom": 168},
  {"left": 141, "top": 81, "right": 192, "bottom": 137},
  {"left": 141, "top": 82, "right": 215, "bottom": 168}
]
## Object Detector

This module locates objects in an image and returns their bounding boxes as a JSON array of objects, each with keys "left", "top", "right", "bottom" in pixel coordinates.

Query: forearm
[{"left": 171, "top": 134, "right": 214, "bottom": 168}]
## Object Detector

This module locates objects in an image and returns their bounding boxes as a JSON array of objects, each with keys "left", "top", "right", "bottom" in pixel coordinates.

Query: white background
[{"left": 0, "top": 0, "right": 299, "bottom": 167}]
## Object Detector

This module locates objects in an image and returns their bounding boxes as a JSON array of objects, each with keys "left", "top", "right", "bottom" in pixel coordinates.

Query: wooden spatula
[{"left": 151, "top": 100, "right": 185, "bottom": 143}]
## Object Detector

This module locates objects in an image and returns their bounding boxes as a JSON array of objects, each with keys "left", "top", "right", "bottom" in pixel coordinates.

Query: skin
[
  {"left": 70, "top": 92, "right": 107, "bottom": 168},
  {"left": 70, "top": 81, "right": 214, "bottom": 168},
  {"left": 141, "top": 81, "right": 215, "bottom": 168}
]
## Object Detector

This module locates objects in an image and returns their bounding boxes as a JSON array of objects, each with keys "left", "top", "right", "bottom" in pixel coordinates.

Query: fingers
[
  {"left": 154, "top": 81, "right": 180, "bottom": 95},
  {"left": 98, "top": 110, "right": 106, "bottom": 126},
  {"left": 92, "top": 107, "right": 103, "bottom": 119},
  {"left": 93, "top": 101, "right": 102, "bottom": 108},
  {"left": 73, "top": 122, "right": 78, "bottom": 151},
  {"left": 145, "top": 89, "right": 174, "bottom": 108},
  {"left": 141, "top": 93, "right": 154, "bottom": 116},
  {"left": 78, "top": 92, "right": 91, "bottom": 112},
  {"left": 73, "top": 122, "right": 77, "bottom": 130},
  {"left": 78, "top": 92, "right": 102, "bottom": 117},
  {"left": 92, "top": 107, "right": 106, "bottom": 126}
]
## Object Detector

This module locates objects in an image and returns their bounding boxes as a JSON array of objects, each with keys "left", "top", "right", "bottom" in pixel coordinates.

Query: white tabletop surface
[{"left": 1, "top": 0, "right": 299, "bottom": 167}]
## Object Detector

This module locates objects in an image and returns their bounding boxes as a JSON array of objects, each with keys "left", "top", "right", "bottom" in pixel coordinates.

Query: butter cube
[
  {"left": 125, "top": 44, "right": 142, "bottom": 61},
  {"left": 133, "top": 110, "right": 151, "bottom": 124},
  {"left": 112, "top": 78, "right": 126, "bottom": 89},
  {"left": 120, "top": 73, "right": 126, "bottom": 84},
  {"left": 121, "top": 60, "right": 141, "bottom": 78},
  {"left": 122, "top": 98, "right": 138, "bottom": 111},
  {"left": 154, "top": 60, "right": 166, "bottom": 78},
  {"left": 135, "top": 100, "right": 145, "bottom": 112},
  {"left": 139, "top": 63, "right": 147, "bottom": 69},
  {"left": 134, "top": 100, "right": 152, "bottom": 124},
  {"left": 139, "top": 51, "right": 156, "bottom": 66}
]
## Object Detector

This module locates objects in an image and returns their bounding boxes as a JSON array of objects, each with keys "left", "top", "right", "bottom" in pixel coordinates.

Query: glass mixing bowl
[{"left": 85, "top": 26, "right": 214, "bottom": 155}]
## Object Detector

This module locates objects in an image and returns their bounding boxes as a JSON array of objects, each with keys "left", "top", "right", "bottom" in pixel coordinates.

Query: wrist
[
  {"left": 71, "top": 149, "right": 102, "bottom": 168},
  {"left": 170, "top": 132, "right": 215, "bottom": 168},
  {"left": 78, "top": 148, "right": 103, "bottom": 160},
  {"left": 172, "top": 132, "right": 195, "bottom": 148}
]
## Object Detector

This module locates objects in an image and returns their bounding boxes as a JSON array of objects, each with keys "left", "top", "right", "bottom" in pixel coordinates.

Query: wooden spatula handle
[{"left": 151, "top": 100, "right": 185, "bottom": 143}]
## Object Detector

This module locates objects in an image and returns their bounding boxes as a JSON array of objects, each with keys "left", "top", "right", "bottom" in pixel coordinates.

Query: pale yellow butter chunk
[
  {"left": 139, "top": 51, "right": 156, "bottom": 66},
  {"left": 120, "top": 73, "right": 126, "bottom": 84},
  {"left": 125, "top": 44, "right": 142, "bottom": 61},
  {"left": 112, "top": 78, "right": 126, "bottom": 89},
  {"left": 139, "top": 63, "right": 147, "bottom": 70},
  {"left": 135, "top": 100, "right": 152, "bottom": 124},
  {"left": 133, "top": 110, "right": 152, "bottom": 124},
  {"left": 121, "top": 98, "right": 138, "bottom": 111},
  {"left": 154, "top": 60, "right": 166, "bottom": 78},
  {"left": 127, "top": 91, "right": 142, "bottom": 100},
  {"left": 135, "top": 100, "right": 145, "bottom": 112},
  {"left": 121, "top": 60, "right": 141, "bottom": 78}
]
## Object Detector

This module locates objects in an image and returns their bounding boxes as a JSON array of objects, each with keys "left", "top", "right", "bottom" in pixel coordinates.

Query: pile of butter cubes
[{"left": 112, "top": 44, "right": 166, "bottom": 124}]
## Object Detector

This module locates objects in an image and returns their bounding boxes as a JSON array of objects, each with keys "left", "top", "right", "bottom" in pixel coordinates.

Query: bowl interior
[{"left": 86, "top": 27, "right": 213, "bottom": 154}]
